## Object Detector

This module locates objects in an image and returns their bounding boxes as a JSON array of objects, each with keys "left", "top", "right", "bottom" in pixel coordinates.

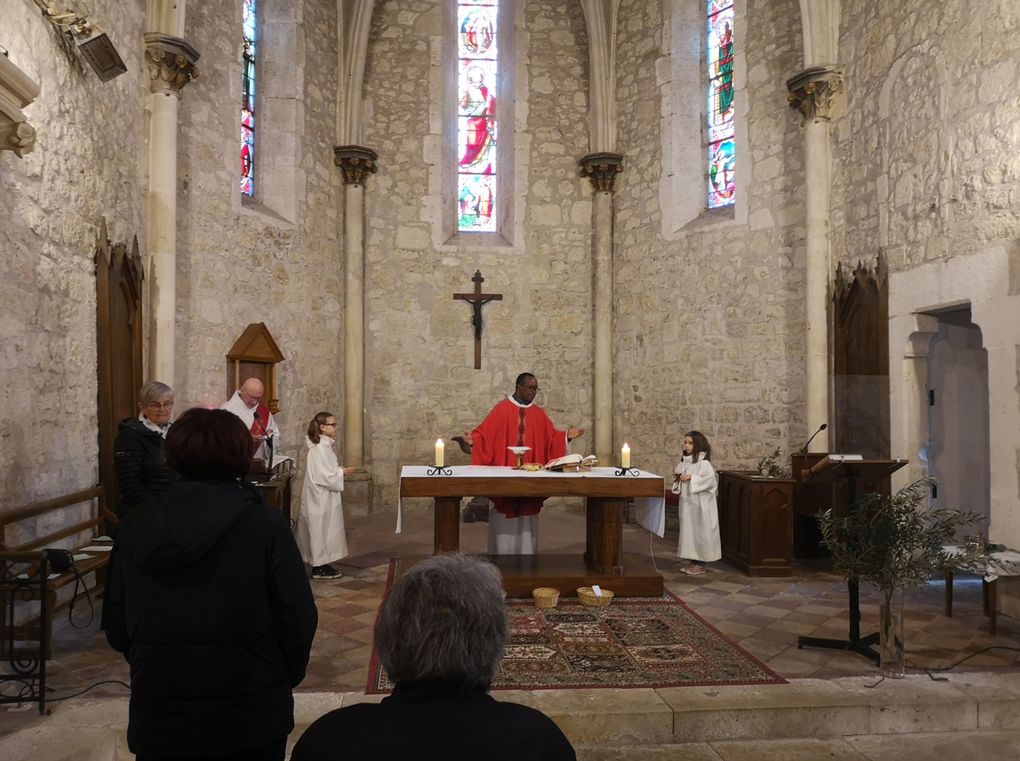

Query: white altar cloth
[{"left": 396, "top": 465, "right": 666, "bottom": 537}]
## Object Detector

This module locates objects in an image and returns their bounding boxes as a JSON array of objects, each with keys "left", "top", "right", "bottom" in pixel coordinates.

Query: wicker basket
[
  {"left": 532, "top": 587, "right": 560, "bottom": 609},
  {"left": 576, "top": 586, "right": 614, "bottom": 607}
]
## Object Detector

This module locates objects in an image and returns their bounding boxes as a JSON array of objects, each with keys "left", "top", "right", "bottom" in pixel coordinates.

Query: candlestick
[
  {"left": 621, "top": 443, "right": 631, "bottom": 469},
  {"left": 435, "top": 438, "right": 445, "bottom": 467}
]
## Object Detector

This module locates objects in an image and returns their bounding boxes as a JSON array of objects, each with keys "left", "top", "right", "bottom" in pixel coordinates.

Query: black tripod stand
[{"left": 796, "top": 457, "right": 906, "bottom": 666}]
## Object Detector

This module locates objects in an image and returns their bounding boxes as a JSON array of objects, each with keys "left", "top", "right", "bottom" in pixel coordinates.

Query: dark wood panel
[{"left": 718, "top": 470, "right": 794, "bottom": 576}]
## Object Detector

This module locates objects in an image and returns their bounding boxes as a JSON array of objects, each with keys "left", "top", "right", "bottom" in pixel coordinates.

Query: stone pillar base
[{"left": 343, "top": 471, "right": 374, "bottom": 517}]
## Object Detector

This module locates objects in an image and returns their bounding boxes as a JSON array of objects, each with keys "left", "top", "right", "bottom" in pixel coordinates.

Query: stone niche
[{"left": 0, "top": 53, "right": 41, "bottom": 157}]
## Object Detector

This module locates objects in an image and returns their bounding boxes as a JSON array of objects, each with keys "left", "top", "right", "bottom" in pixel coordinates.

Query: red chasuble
[
  {"left": 470, "top": 397, "right": 569, "bottom": 517},
  {"left": 249, "top": 402, "right": 273, "bottom": 455}
]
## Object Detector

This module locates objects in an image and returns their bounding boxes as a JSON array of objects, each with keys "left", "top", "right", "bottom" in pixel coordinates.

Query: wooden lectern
[
  {"left": 796, "top": 456, "right": 907, "bottom": 665},
  {"left": 791, "top": 453, "right": 896, "bottom": 558}
]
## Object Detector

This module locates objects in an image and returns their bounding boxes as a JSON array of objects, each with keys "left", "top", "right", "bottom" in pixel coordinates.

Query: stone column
[
  {"left": 893, "top": 315, "right": 938, "bottom": 490},
  {"left": 787, "top": 66, "right": 843, "bottom": 452},
  {"left": 580, "top": 152, "right": 623, "bottom": 466},
  {"left": 333, "top": 145, "right": 378, "bottom": 475},
  {"left": 143, "top": 33, "right": 199, "bottom": 387}
]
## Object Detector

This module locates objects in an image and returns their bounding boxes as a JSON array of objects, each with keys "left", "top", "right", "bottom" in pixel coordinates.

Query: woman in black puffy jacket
[{"left": 103, "top": 407, "right": 318, "bottom": 761}]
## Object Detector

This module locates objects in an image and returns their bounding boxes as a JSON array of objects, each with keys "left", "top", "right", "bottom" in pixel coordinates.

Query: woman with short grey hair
[
  {"left": 291, "top": 553, "right": 576, "bottom": 761},
  {"left": 113, "top": 381, "right": 176, "bottom": 521},
  {"left": 376, "top": 553, "right": 507, "bottom": 690}
]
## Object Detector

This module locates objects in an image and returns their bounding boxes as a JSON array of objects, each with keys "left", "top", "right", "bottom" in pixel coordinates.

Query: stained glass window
[
  {"left": 707, "top": 0, "right": 735, "bottom": 208},
  {"left": 457, "top": 0, "right": 498, "bottom": 232},
  {"left": 241, "top": 0, "right": 257, "bottom": 197}
]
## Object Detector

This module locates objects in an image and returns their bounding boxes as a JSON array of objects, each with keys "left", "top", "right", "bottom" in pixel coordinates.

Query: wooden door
[
  {"left": 832, "top": 257, "right": 889, "bottom": 458},
  {"left": 96, "top": 220, "right": 144, "bottom": 519}
]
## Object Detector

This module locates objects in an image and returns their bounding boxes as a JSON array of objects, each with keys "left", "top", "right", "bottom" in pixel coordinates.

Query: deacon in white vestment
[
  {"left": 296, "top": 424, "right": 351, "bottom": 571},
  {"left": 673, "top": 452, "right": 721, "bottom": 563},
  {"left": 221, "top": 378, "right": 281, "bottom": 465}
]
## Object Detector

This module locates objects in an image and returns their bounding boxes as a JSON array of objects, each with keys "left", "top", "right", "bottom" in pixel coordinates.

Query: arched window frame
[
  {"left": 241, "top": 0, "right": 258, "bottom": 198},
  {"left": 239, "top": 0, "right": 304, "bottom": 225},
  {"left": 431, "top": 0, "right": 520, "bottom": 249},
  {"left": 659, "top": 0, "right": 747, "bottom": 236}
]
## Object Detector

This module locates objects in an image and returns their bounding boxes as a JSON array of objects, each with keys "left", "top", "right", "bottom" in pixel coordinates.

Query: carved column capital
[
  {"left": 144, "top": 33, "right": 200, "bottom": 96},
  {"left": 0, "top": 54, "right": 41, "bottom": 157},
  {"left": 333, "top": 145, "right": 379, "bottom": 185},
  {"left": 786, "top": 65, "right": 844, "bottom": 123},
  {"left": 579, "top": 152, "right": 624, "bottom": 192}
]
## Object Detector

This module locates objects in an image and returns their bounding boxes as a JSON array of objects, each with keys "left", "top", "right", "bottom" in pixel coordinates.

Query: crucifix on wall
[{"left": 453, "top": 270, "right": 503, "bottom": 369}]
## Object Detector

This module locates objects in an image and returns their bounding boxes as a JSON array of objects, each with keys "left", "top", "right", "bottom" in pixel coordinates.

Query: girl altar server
[
  {"left": 672, "top": 430, "right": 721, "bottom": 575},
  {"left": 297, "top": 412, "right": 355, "bottom": 580}
]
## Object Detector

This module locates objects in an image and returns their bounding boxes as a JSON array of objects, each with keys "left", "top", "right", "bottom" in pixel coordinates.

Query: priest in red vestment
[{"left": 464, "top": 373, "right": 584, "bottom": 554}]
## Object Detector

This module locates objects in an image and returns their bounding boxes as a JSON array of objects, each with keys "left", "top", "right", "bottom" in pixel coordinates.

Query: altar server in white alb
[
  {"left": 672, "top": 430, "right": 721, "bottom": 575},
  {"left": 297, "top": 412, "right": 354, "bottom": 580}
]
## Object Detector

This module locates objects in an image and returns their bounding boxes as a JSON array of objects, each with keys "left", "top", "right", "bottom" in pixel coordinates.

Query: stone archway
[{"left": 888, "top": 247, "right": 1020, "bottom": 549}]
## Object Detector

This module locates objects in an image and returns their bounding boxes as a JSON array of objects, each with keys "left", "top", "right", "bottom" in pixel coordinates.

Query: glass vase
[{"left": 879, "top": 586, "right": 905, "bottom": 678}]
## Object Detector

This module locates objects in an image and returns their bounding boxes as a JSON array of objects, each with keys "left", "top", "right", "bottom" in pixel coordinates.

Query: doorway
[{"left": 925, "top": 306, "right": 990, "bottom": 539}]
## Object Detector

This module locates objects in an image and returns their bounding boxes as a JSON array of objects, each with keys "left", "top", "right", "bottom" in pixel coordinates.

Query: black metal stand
[
  {"left": 426, "top": 465, "right": 453, "bottom": 476},
  {"left": 614, "top": 467, "right": 639, "bottom": 477},
  {"left": 797, "top": 469, "right": 881, "bottom": 666},
  {"left": 1, "top": 552, "right": 49, "bottom": 715}
]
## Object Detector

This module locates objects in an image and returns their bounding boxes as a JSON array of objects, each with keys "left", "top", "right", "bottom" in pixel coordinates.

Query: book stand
[{"left": 796, "top": 457, "right": 907, "bottom": 665}]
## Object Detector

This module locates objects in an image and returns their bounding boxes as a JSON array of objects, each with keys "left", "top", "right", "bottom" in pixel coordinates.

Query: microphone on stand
[{"left": 800, "top": 422, "right": 828, "bottom": 454}]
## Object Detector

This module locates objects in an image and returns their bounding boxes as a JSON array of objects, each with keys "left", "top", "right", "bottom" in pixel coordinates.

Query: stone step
[
  {"left": 504, "top": 672, "right": 1020, "bottom": 746},
  {"left": 3, "top": 672, "right": 1019, "bottom": 759},
  {"left": 574, "top": 730, "right": 1020, "bottom": 760}
]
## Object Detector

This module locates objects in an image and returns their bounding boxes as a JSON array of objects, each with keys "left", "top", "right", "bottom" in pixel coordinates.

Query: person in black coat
[
  {"left": 291, "top": 553, "right": 576, "bottom": 761},
  {"left": 103, "top": 407, "right": 318, "bottom": 761},
  {"left": 113, "top": 381, "right": 176, "bottom": 520}
]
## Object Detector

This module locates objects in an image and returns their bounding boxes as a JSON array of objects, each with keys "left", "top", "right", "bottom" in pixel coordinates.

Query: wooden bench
[{"left": 0, "top": 486, "right": 115, "bottom": 659}]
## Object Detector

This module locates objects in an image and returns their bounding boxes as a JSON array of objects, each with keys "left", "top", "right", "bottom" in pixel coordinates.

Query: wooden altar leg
[
  {"left": 984, "top": 578, "right": 997, "bottom": 635},
  {"left": 434, "top": 496, "right": 462, "bottom": 553},
  {"left": 585, "top": 497, "right": 624, "bottom": 574}
]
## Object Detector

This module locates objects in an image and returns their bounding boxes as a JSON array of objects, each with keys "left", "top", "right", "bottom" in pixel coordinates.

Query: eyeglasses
[
  {"left": 146, "top": 401, "right": 174, "bottom": 411},
  {"left": 322, "top": 422, "right": 337, "bottom": 428}
]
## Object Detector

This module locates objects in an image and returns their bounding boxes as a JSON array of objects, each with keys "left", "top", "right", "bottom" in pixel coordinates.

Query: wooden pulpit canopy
[{"left": 226, "top": 322, "right": 285, "bottom": 414}]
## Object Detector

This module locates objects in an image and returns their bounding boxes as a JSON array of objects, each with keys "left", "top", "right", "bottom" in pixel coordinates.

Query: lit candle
[
  {"left": 435, "top": 438, "right": 445, "bottom": 467},
  {"left": 621, "top": 443, "right": 631, "bottom": 469}
]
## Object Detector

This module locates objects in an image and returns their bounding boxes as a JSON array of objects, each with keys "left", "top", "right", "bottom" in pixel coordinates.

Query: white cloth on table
[
  {"left": 943, "top": 544, "right": 1020, "bottom": 582},
  {"left": 394, "top": 466, "right": 667, "bottom": 538},
  {"left": 295, "top": 436, "right": 348, "bottom": 567},
  {"left": 487, "top": 504, "right": 539, "bottom": 555},
  {"left": 673, "top": 454, "right": 721, "bottom": 562}
]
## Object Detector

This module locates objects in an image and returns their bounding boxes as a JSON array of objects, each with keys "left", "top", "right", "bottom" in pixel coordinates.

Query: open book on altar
[{"left": 544, "top": 453, "right": 598, "bottom": 472}]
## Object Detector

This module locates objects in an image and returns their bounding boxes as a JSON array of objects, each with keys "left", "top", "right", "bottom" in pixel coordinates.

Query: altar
[{"left": 398, "top": 466, "right": 666, "bottom": 597}]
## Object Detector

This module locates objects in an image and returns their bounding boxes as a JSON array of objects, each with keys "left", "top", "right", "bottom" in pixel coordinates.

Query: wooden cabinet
[{"left": 718, "top": 471, "right": 794, "bottom": 577}]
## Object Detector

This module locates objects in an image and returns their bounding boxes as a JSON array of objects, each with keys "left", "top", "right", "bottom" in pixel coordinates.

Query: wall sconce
[{"left": 32, "top": 0, "right": 127, "bottom": 82}]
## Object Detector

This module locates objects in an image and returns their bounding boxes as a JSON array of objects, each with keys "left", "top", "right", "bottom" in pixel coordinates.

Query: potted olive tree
[{"left": 818, "top": 478, "right": 982, "bottom": 677}]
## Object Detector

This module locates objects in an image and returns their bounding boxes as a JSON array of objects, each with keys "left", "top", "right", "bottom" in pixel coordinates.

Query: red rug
[{"left": 366, "top": 561, "right": 785, "bottom": 693}]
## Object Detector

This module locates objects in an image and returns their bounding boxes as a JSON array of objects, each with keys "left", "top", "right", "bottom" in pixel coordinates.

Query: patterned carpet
[{"left": 367, "top": 561, "right": 785, "bottom": 693}]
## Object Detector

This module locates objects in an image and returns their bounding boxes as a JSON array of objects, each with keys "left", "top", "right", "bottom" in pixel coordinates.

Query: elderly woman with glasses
[
  {"left": 113, "top": 381, "right": 176, "bottom": 522},
  {"left": 295, "top": 411, "right": 355, "bottom": 580}
]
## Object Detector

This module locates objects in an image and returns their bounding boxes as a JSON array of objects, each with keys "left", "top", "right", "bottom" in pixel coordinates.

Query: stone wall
[
  {"left": 614, "top": 0, "right": 806, "bottom": 480},
  {"left": 0, "top": 1, "right": 147, "bottom": 508},
  {"left": 174, "top": 0, "right": 343, "bottom": 461},
  {"left": 831, "top": 0, "right": 1020, "bottom": 272},
  {"left": 360, "top": 0, "right": 594, "bottom": 511},
  {"left": 831, "top": 0, "right": 1020, "bottom": 551}
]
